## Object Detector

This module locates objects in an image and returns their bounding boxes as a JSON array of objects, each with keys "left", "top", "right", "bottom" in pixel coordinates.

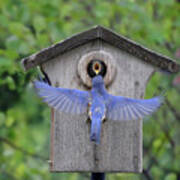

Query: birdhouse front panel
[{"left": 41, "top": 39, "right": 154, "bottom": 173}]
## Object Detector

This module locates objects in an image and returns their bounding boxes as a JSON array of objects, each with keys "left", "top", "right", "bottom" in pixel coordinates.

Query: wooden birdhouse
[{"left": 21, "top": 26, "right": 179, "bottom": 173}]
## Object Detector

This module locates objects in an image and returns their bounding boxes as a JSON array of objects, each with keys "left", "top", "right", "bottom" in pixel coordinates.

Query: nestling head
[{"left": 87, "top": 59, "right": 107, "bottom": 78}]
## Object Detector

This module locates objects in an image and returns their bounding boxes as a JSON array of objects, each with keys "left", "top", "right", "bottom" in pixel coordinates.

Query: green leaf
[{"left": 165, "top": 173, "right": 177, "bottom": 180}]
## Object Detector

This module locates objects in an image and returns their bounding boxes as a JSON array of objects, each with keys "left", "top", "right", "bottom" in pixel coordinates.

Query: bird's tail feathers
[{"left": 90, "top": 117, "right": 102, "bottom": 144}]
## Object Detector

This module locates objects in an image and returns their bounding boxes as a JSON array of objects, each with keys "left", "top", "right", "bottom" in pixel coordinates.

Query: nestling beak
[{"left": 93, "top": 62, "right": 101, "bottom": 75}]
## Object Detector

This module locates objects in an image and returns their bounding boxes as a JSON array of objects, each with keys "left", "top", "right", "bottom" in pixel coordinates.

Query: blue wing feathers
[
  {"left": 34, "top": 81, "right": 89, "bottom": 115},
  {"left": 106, "top": 95, "right": 163, "bottom": 121},
  {"left": 34, "top": 80, "right": 163, "bottom": 120}
]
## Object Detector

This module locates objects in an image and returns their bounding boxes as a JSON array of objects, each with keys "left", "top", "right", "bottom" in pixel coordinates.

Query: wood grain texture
[
  {"left": 22, "top": 26, "right": 179, "bottom": 73},
  {"left": 42, "top": 40, "right": 154, "bottom": 173}
]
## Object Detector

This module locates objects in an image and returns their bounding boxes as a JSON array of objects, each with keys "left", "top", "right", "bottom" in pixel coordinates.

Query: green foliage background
[{"left": 0, "top": 0, "right": 180, "bottom": 179}]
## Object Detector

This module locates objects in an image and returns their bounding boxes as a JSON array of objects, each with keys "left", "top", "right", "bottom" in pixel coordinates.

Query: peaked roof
[{"left": 22, "top": 25, "right": 179, "bottom": 73}]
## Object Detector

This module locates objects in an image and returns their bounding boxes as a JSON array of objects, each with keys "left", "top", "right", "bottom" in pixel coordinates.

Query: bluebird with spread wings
[{"left": 34, "top": 60, "right": 163, "bottom": 144}]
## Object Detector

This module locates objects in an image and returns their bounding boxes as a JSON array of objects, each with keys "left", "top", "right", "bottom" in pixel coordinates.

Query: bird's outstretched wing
[
  {"left": 106, "top": 95, "right": 163, "bottom": 121},
  {"left": 34, "top": 81, "right": 90, "bottom": 115}
]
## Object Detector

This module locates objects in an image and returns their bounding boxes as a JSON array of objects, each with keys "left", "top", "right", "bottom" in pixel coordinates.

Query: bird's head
[
  {"left": 87, "top": 60, "right": 107, "bottom": 78},
  {"left": 92, "top": 75, "right": 104, "bottom": 87}
]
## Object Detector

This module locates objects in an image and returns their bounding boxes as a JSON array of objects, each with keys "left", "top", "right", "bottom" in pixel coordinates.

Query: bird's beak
[
  {"left": 93, "top": 62, "right": 101, "bottom": 75},
  {"left": 95, "top": 69, "right": 100, "bottom": 75}
]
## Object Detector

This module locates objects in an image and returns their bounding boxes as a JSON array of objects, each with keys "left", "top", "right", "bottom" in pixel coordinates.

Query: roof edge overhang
[{"left": 21, "top": 25, "right": 179, "bottom": 73}]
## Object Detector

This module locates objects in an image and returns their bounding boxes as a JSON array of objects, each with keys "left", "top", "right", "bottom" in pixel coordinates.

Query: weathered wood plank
[{"left": 42, "top": 40, "right": 154, "bottom": 172}]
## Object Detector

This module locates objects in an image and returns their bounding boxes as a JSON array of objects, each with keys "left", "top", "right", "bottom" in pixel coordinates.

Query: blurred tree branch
[
  {"left": 0, "top": 137, "right": 47, "bottom": 161},
  {"left": 161, "top": 108, "right": 175, "bottom": 150},
  {"left": 143, "top": 169, "right": 152, "bottom": 180},
  {"left": 165, "top": 98, "right": 180, "bottom": 121}
]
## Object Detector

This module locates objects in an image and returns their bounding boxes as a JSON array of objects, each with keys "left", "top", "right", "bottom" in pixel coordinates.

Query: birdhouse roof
[{"left": 21, "top": 25, "right": 179, "bottom": 73}]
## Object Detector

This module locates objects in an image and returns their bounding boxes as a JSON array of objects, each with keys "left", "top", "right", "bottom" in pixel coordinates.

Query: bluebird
[{"left": 34, "top": 60, "right": 163, "bottom": 144}]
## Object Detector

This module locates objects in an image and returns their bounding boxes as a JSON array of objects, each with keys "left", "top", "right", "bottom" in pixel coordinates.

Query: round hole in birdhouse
[
  {"left": 87, "top": 59, "right": 107, "bottom": 78},
  {"left": 77, "top": 50, "right": 116, "bottom": 87}
]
